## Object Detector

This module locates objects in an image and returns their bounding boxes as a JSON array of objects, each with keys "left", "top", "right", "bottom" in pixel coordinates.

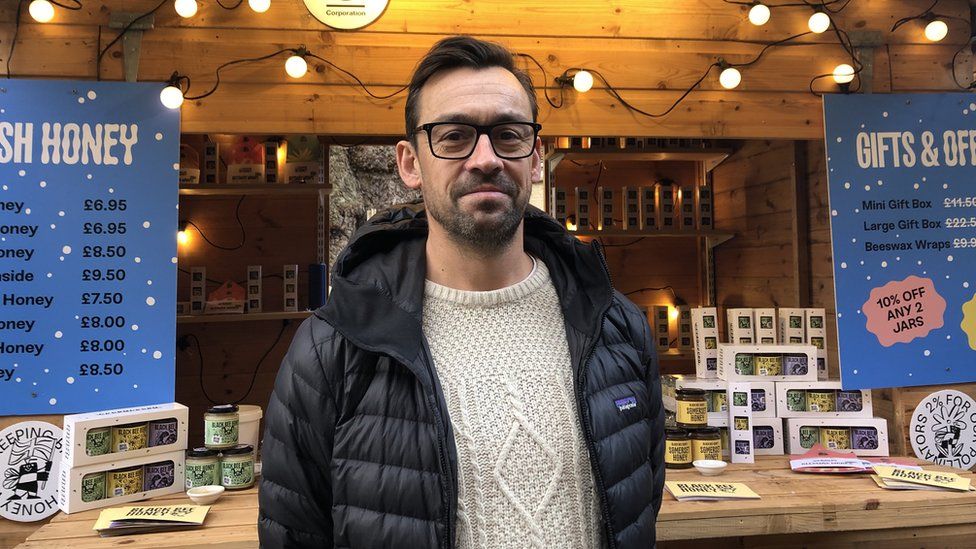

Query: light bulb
[
  {"left": 174, "top": 0, "right": 198, "bottom": 18},
  {"left": 28, "top": 0, "right": 55, "bottom": 23},
  {"left": 285, "top": 55, "right": 308, "bottom": 78},
  {"left": 832, "top": 63, "right": 855, "bottom": 84},
  {"left": 177, "top": 230, "right": 189, "bottom": 245},
  {"left": 719, "top": 67, "right": 741, "bottom": 89},
  {"left": 925, "top": 20, "right": 948, "bottom": 42},
  {"left": 808, "top": 11, "right": 830, "bottom": 33},
  {"left": 668, "top": 307, "right": 679, "bottom": 321},
  {"left": 748, "top": 3, "right": 770, "bottom": 26},
  {"left": 248, "top": 0, "right": 271, "bottom": 13},
  {"left": 573, "top": 70, "right": 594, "bottom": 93},
  {"left": 159, "top": 86, "right": 185, "bottom": 109}
]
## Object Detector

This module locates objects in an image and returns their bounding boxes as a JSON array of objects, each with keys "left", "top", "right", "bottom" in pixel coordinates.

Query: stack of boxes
[
  {"left": 663, "top": 306, "right": 889, "bottom": 462},
  {"left": 58, "top": 403, "right": 189, "bottom": 513},
  {"left": 549, "top": 183, "right": 713, "bottom": 233}
]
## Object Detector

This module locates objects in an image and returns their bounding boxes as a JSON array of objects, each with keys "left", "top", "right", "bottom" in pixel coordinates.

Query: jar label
[
  {"left": 108, "top": 469, "right": 143, "bottom": 497},
  {"left": 665, "top": 439, "right": 692, "bottom": 465},
  {"left": 81, "top": 474, "right": 105, "bottom": 502},
  {"left": 676, "top": 400, "right": 707, "bottom": 426},
  {"left": 85, "top": 429, "right": 111, "bottom": 457},
  {"left": 807, "top": 392, "right": 835, "bottom": 413},
  {"left": 206, "top": 418, "right": 239, "bottom": 446},
  {"left": 186, "top": 463, "right": 219, "bottom": 489},
  {"left": 692, "top": 438, "right": 722, "bottom": 461},
  {"left": 222, "top": 460, "right": 254, "bottom": 488}
]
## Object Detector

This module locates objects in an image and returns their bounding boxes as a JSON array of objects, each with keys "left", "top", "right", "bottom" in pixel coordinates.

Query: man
[{"left": 259, "top": 36, "right": 665, "bottom": 548}]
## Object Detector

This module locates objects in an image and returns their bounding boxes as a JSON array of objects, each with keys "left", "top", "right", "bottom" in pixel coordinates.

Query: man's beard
[{"left": 425, "top": 173, "right": 527, "bottom": 255}]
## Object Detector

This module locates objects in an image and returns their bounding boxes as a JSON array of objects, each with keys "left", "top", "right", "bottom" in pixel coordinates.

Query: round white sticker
[
  {"left": 910, "top": 390, "right": 976, "bottom": 471},
  {"left": 0, "top": 421, "right": 63, "bottom": 522},
  {"left": 303, "top": 0, "right": 389, "bottom": 30}
]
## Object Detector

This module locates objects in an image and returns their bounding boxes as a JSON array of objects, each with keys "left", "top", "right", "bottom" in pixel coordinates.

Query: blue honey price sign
[
  {"left": 824, "top": 93, "right": 976, "bottom": 389},
  {"left": 0, "top": 81, "right": 179, "bottom": 414}
]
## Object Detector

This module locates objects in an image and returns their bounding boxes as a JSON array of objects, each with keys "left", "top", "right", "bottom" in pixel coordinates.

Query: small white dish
[
  {"left": 693, "top": 460, "right": 728, "bottom": 476},
  {"left": 187, "top": 485, "right": 225, "bottom": 505}
]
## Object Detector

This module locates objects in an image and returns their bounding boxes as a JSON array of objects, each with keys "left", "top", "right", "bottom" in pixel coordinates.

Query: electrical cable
[
  {"left": 178, "top": 48, "right": 297, "bottom": 101},
  {"left": 305, "top": 52, "right": 409, "bottom": 100},
  {"left": 185, "top": 195, "right": 247, "bottom": 251},
  {"left": 6, "top": 0, "right": 22, "bottom": 79},
  {"left": 215, "top": 0, "right": 245, "bottom": 9},
  {"left": 514, "top": 52, "right": 565, "bottom": 109},
  {"left": 624, "top": 285, "right": 680, "bottom": 300}
]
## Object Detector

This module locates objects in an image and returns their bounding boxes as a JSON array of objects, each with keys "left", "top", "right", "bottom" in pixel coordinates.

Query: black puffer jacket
[{"left": 259, "top": 202, "right": 665, "bottom": 548}]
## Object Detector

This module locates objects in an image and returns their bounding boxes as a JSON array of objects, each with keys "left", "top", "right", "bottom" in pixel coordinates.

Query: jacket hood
[{"left": 321, "top": 200, "right": 613, "bottom": 369}]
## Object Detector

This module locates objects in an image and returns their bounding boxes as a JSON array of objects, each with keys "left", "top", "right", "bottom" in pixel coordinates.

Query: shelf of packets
[
  {"left": 59, "top": 403, "right": 189, "bottom": 513},
  {"left": 690, "top": 307, "right": 830, "bottom": 381}
]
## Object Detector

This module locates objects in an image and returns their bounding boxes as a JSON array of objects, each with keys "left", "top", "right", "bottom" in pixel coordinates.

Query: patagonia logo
[{"left": 614, "top": 396, "right": 637, "bottom": 412}]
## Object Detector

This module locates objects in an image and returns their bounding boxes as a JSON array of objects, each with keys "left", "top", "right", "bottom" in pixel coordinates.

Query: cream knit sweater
[{"left": 422, "top": 257, "right": 602, "bottom": 549}]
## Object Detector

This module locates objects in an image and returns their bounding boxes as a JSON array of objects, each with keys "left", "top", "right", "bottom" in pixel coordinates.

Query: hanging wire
[
  {"left": 304, "top": 52, "right": 409, "bottom": 99},
  {"left": 184, "top": 195, "right": 247, "bottom": 251},
  {"left": 6, "top": 1, "right": 23, "bottom": 79},
  {"left": 514, "top": 52, "right": 566, "bottom": 109}
]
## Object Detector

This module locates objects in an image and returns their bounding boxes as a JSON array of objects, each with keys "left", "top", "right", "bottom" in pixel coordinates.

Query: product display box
[
  {"left": 62, "top": 403, "right": 189, "bottom": 468},
  {"left": 784, "top": 417, "right": 890, "bottom": 457},
  {"left": 551, "top": 187, "right": 568, "bottom": 227},
  {"left": 726, "top": 308, "right": 755, "bottom": 344},
  {"left": 641, "top": 185, "right": 658, "bottom": 230},
  {"left": 190, "top": 266, "right": 206, "bottom": 315},
  {"left": 816, "top": 350, "right": 829, "bottom": 381},
  {"left": 752, "top": 417, "right": 785, "bottom": 456},
  {"left": 691, "top": 307, "right": 719, "bottom": 378},
  {"left": 716, "top": 344, "right": 818, "bottom": 382},
  {"left": 652, "top": 305, "right": 670, "bottom": 352},
  {"left": 677, "top": 306, "right": 694, "bottom": 351},
  {"left": 58, "top": 450, "right": 185, "bottom": 514},
  {"left": 663, "top": 375, "right": 776, "bottom": 419},
  {"left": 778, "top": 308, "right": 806, "bottom": 344},
  {"left": 283, "top": 264, "right": 299, "bottom": 311},
  {"left": 575, "top": 187, "right": 591, "bottom": 230},
  {"left": 753, "top": 308, "right": 778, "bottom": 344},
  {"left": 598, "top": 186, "right": 616, "bottom": 230},
  {"left": 247, "top": 265, "right": 263, "bottom": 313},
  {"left": 727, "top": 382, "right": 754, "bottom": 464},
  {"left": 775, "top": 381, "right": 873, "bottom": 419},
  {"left": 622, "top": 186, "right": 640, "bottom": 230}
]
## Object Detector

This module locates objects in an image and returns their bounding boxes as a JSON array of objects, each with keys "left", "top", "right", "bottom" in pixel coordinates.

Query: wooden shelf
[
  {"left": 549, "top": 147, "right": 732, "bottom": 172},
  {"left": 179, "top": 184, "right": 331, "bottom": 196},
  {"left": 571, "top": 230, "right": 734, "bottom": 247},
  {"left": 176, "top": 311, "right": 314, "bottom": 324}
]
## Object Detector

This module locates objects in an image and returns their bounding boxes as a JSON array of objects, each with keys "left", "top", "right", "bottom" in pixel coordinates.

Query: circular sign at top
[
  {"left": 910, "top": 389, "right": 976, "bottom": 471},
  {"left": 303, "top": 0, "right": 389, "bottom": 30},
  {"left": 0, "top": 421, "right": 63, "bottom": 522}
]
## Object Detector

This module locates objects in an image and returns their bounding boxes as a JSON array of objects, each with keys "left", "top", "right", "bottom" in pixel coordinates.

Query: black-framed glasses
[{"left": 413, "top": 121, "right": 542, "bottom": 160}]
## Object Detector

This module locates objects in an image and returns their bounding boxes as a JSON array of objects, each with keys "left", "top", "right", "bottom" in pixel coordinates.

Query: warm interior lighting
[
  {"left": 719, "top": 67, "right": 741, "bottom": 90},
  {"left": 285, "top": 55, "right": 308, "bottom": 78},
  {"left": 669, "top": 307, "right": 680, "bottom": 321},
  {"left": 832, "top": 64, "right": 855, "bottom": 84},
  {"left": 565, "top": 215, "right": 578, "bottom": 232},
  {"left": 808, "top": 11, "right": 830, "bottom": 33},
  {"left": 174, "top": 0, "right": 198, "bottom": 18},
  {"left": 159, "top": 85, "right": 184, "bottom": 109},
  {"left": 177, "top": 220, "right": 190, "bottom": 246},
  {"left": 28, "top": 0, "right": 55, "bottom": 23},
  {"left": 573, "top": 70, "right": 594, "bottom": 93},
  {"left": 248, "top": 0, "right": 271, "bottom": 13},
  {"left": 748, "top": 3, "right": 770, "bottom": 26},
  {"left": 924, "top": 19, "right": 948, "bottom": 42}
]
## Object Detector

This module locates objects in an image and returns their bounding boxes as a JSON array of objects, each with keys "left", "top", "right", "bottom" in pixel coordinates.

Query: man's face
[{"left": 396, "top": 66, "right": 542, "bottom": 253}]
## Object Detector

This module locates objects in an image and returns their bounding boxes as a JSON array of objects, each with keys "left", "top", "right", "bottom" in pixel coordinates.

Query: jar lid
[
  {"left": 676, "top": 388, "right": 707, "bottom": 396},
  {"left": 691, "top": 427, "right": 719, "bottom": 437},
  {"left": 665, "top": 428, "right": 689, "bottom": 437},
  {"left": 187, "top": 447, "right": 218, "bottom": 458},
  {"left": 207, "top": 404, "right": 240, "bottom": 415},
  {"left": 222, "top": 444, "right": 254, "bottom": 456},
  {"left": 115, "top": 422, "right": 147, "bottom": 429}
]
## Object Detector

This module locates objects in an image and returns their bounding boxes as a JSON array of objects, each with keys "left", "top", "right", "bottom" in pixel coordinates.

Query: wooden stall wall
[{"left": 1, "top": 0, "right": 970, "bottom": 138}]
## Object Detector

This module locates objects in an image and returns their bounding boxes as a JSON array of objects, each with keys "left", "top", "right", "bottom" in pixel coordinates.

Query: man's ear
[
  {"left": 396, "top": 139, "right": 423, "bottom": 191},
  {"left": 530, "top": 136, "right": 543, "bottom": 183}
]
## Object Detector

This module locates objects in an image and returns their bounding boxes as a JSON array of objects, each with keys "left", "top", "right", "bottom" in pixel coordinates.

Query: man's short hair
[{"left": 405, "top": 36, "right": 539, "bottom": 141}]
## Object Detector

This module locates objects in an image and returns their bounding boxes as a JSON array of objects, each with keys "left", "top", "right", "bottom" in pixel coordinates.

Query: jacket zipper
[
  {"left": 576, "top": 239, "right": 617, "bottom": 549},
  {"left": 420, "top": 342, "right": 456, "bottom": 549}
]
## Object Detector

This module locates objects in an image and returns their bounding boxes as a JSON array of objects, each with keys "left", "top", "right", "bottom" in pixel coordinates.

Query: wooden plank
[
  {"left": 1, "top": 0, "right": 967, "bottom": 45},
  {"left": 51, "top": 27, "right": 964, "bottom": 91}
]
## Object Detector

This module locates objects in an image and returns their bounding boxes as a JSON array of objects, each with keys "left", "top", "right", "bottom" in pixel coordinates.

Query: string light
[
  {"left": 748, "top": 2, "right": 770, "bottom": 26},
  {"left": 718, "top": 62, "right": 741, "bottom": 89},
  {"left": 174, "top": 0, "right": 197, "bottom": 18},
  {"left": 832, "top": 64, "right": 855, "bottom": 84},
  {"left": 573, "top": 70, "right": 594, "bottom": 92},
  {"left": 160, "top": 84, "right": 185, "bottom": 109},
  {"left": 28, "top": 0, "right": 55, "bottom": 22},
  {"left": 248, "top": 0, "right": 271, "bottom": 13},
  {"left": 177, "top": 220, "right": 190, "bottom": 245},
  {"left": 808, "top": 10, "right": 831, "bottom": 33},
  {"left": 924, "top": 19, "right": 948, "bottom": 41},
  {"left": 284, "top": 53, "right": 308, "bottom": 79}
]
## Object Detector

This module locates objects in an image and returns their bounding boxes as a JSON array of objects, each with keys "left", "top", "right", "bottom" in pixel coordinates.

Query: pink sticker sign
[{"left": 862, "top": 276, "right": 947, "bottom": 347}]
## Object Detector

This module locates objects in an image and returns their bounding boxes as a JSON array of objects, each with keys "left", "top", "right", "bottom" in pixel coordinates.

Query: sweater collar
[{"left": 321, "top": 201, "right": 613, "bottom": 372}]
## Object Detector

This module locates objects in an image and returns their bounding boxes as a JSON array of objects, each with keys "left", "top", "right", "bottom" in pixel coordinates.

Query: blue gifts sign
[
  {"left": 825, "top": 93, "right": 976, "bottom": 389},
  {"left": 0, "top": 81, "right": 179, "bottom": 414}
]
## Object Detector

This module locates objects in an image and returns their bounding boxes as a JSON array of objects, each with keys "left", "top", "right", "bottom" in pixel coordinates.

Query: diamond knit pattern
[{"left": 423, "top": 258, "right": 601, "bottom": 549}]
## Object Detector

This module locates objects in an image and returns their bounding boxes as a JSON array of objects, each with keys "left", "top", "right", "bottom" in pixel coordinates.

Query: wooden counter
[{"left": 14, "top": 456, "right": 976, "bottom": 548}]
